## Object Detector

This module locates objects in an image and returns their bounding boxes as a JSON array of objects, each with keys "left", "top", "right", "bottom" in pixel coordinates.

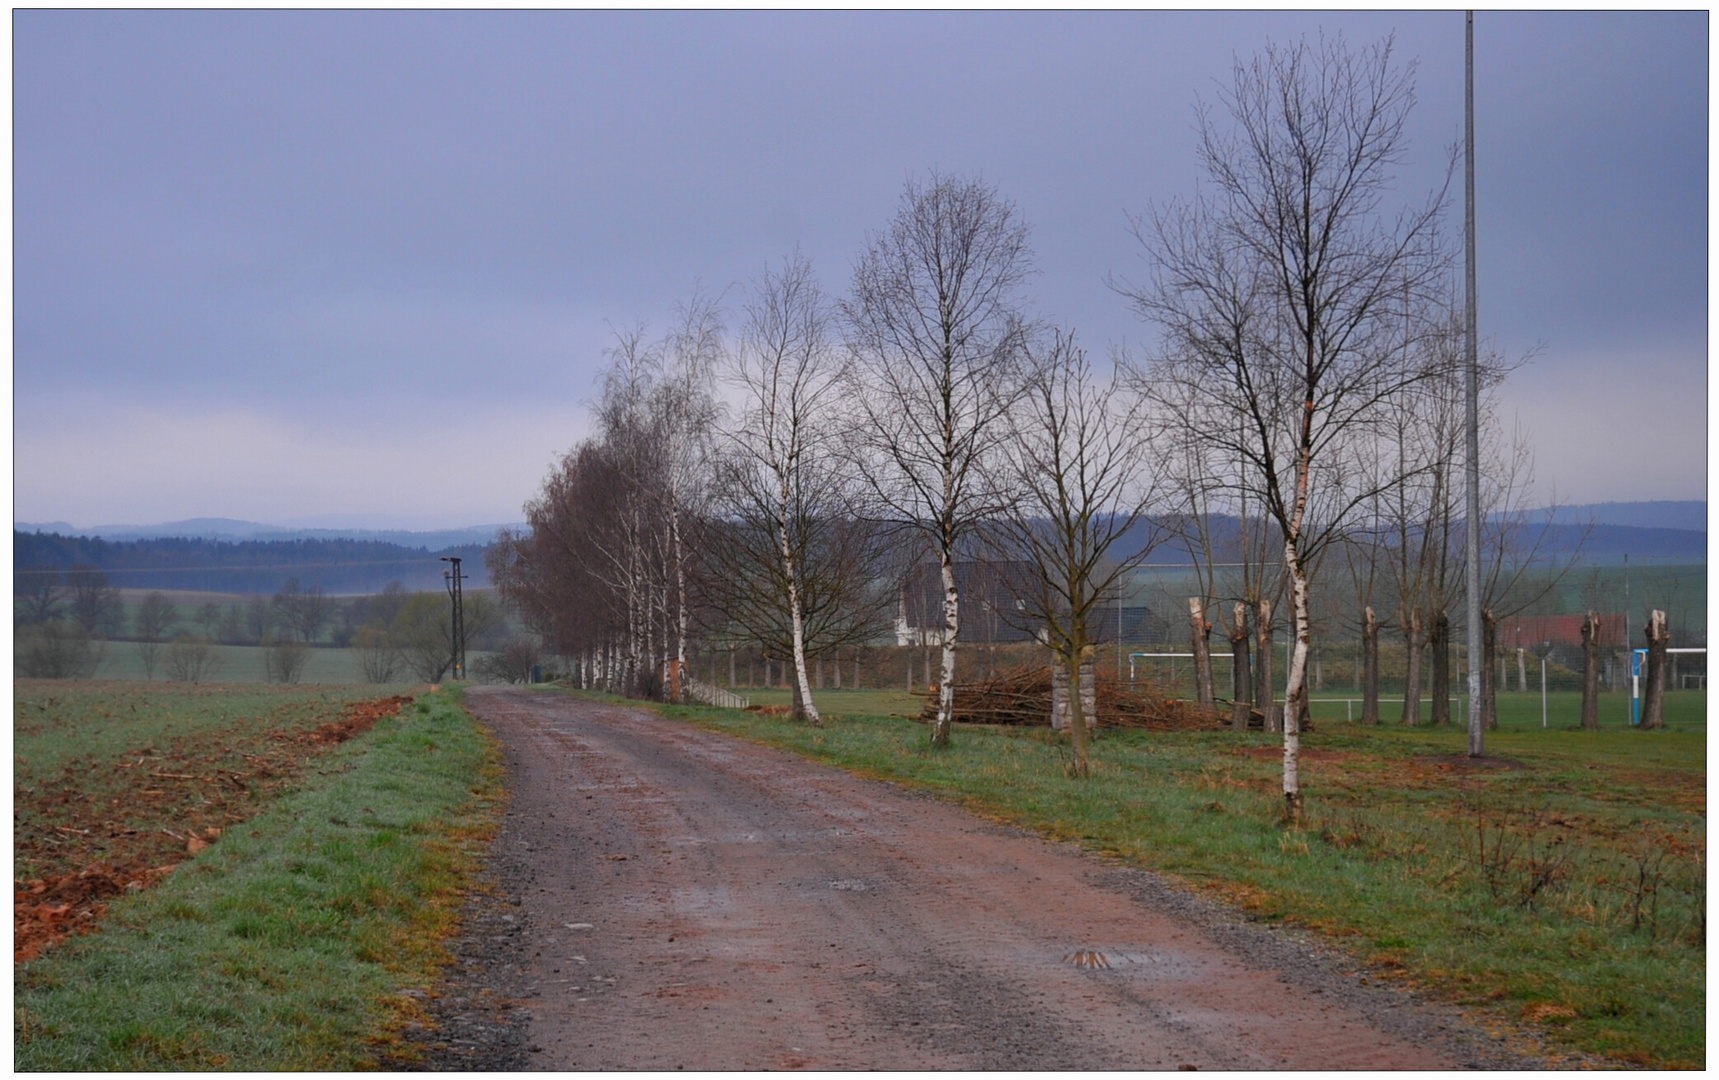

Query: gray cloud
[{"left": 13, "top": 10, "right": 1706, "bottom": 525}]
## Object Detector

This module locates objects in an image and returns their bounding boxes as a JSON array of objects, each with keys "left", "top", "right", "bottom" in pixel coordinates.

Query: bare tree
[
  {"left": 1121, "top": 34, "right": 1450, "bottom": 822},
  {"left": 262, "top": 632, "right": 309, "bottom": 684},
  {"left": 67, "top": 565, "right": 122, "bottom": 637},
  {"left": 473, "top": 636, "right": 544, "bottom": 685},
  {"left": 17, "top": 621, "right": 101, "bottom": 678},
  {"left": 990, "top": 331, "right": 1160, "bottom": 776},
  {"left": 274, "top": 578, "right": 332, "bottom": 643},
  {"left": 393, "top": 591, "right": 503, "bottom": 683},
  {"left": 717, "top": 253, "right": 857, "bottom": 724},
  {"left": 16, "top": 569, "right": 64, "bottom": 626},
  {"left": 844, "top": 172, "right": 1034, "bottom": 747},
  {"left": 165, "top": 633, "right": 220, "bottom": 683},
  {"left": 356, "top": 625, "right": 402, "bottom": 683},
  {"left": 134, "top": 591, "right": 178, "bottom": 681}
]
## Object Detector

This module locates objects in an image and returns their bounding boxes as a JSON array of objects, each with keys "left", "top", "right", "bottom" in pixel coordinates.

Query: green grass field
[
  {"left": 14, "top": 684, "right": 503, "bottom": 1069},
  {"left": 627, "top": 685, "right": 1706, "bottom": 1068}
]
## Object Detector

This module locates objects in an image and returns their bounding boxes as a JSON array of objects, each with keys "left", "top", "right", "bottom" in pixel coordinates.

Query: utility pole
[
  {"left": 442, "top": 556, "right": 465, "bottom": 681},
  {"left": 1464, "top": 10, "right": 1484, "bottom": 758}
]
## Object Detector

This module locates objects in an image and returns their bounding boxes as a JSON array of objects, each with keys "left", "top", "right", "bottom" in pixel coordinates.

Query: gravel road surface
[{"left": 413, "top": 688, "right": 1550, "bottom": 1070}]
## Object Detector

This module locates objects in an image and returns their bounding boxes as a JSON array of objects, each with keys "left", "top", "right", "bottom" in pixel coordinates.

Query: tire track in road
[{"left": 461, "top": 688, "right": 1527, "bottom": 1070}]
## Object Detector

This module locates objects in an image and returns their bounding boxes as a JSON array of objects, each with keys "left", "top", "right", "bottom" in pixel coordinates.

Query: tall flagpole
[{"left": 1465, "top": 11, "right": 1484, "bottom": 757}]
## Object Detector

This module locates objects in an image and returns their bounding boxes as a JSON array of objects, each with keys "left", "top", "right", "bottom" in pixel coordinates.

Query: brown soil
[
  {"left": 449, "top": 688, "right": 1553, "bottom": 1070},
  {"left": 305, "top": 695, "right": 414, "bottom": 744},
  {"left": 13, "top": 694, "right": 413, "bottom": 965},
  {"left": 915, "top": 664, "right": 1231, "bottom": 731}
]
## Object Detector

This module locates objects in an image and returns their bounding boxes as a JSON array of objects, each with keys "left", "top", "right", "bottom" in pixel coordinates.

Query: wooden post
[
  {"left": 1642, "top": 609, "right": 1669, "bottom": 730},
  {"left": 1361, "top": 606, "right": 1380, "bottom": 725},
  {"left": 1188, "top": 597, "right": 1215, "bottom": 713}
]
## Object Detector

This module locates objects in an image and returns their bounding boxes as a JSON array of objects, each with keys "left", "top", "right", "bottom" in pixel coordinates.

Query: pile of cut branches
[{"left": 914, "top": 664, "right": 1230, "bottom": 732}]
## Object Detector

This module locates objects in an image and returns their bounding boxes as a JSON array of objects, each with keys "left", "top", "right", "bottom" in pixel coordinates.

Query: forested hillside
[{"left": 14, "top": 532, "right": 490, "bottom": 594}]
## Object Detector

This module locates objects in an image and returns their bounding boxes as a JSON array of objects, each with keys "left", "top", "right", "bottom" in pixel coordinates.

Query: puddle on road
[{"left": 1048, "top": 947, "right": 1200, "bottom": 980}]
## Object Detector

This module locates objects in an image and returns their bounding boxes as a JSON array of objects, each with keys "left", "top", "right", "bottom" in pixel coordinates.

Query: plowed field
[{"left": 14, "top": 681, "right": 416, "bottom": 963}]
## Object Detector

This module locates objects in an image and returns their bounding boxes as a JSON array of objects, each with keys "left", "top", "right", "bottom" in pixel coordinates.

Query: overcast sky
[{"left": 12, "top": 10, "right": 1708, "bottom": 530}]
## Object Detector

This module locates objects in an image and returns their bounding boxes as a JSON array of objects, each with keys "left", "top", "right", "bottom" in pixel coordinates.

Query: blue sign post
[{"left": 1630, "top": 648, "right": 1648, "bottom": 726}]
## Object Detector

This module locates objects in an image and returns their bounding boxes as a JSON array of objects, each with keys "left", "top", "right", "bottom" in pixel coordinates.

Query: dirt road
[{"left": 449, "top": 688, "right": 1532, "bottom": 1070}]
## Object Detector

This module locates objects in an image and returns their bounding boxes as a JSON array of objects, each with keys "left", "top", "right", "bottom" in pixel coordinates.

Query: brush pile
[{"left": 915, "top": 664, "right": 1232, "bottom": 732}]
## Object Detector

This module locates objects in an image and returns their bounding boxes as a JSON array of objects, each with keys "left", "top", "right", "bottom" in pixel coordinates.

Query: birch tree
[
  {"left": 991, "top": 331, "right": 1160, "bottom": 777},
  {"left": 719, "top": 254, "right": 846, "bottom": 724},
  {"left": 845, "top": 173, "right": 1034, "bottom": 748},
  {"left": 1122, "top": 34, "right": 1450, "bottom": 822}
]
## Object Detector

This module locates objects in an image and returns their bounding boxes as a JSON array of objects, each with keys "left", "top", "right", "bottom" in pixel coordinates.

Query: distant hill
[
  {"left": 1532, "top": 501, "right": 1706, "bottom": 533},
  {"left": 14, "top": 532, "right": 492, "bottom": 595},
  {"left": 14, "top": 518, "right": 523, "bottom": 551},
  {"left": 1108, "top": 508, "right": 1705, "bottom": 568}
]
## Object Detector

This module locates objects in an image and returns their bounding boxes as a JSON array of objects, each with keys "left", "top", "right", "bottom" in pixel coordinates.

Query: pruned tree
[
  {"left": 844, "top": 172, "right": 1035, "bottom": 747},
  {"left": 1121, "top": 34, "right": 1451, "bottom": 822},
  {"left": 1580, "top": 610, "right": 1602, "bottom": 729},
  {"left": 989, "top": 330, "right": 1161, "bottom": 776},
  {"left": 1641, "top": 609, "right": 1668, "bottom": 730}
]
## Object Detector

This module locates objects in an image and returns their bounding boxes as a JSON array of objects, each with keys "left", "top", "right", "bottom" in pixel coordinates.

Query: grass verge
[
  {"left": 14, "top": 686, "right": 505, "bottom": 1070},
  {"left": 582, "top": 685, "right": 1704, "bottom": 1069}
]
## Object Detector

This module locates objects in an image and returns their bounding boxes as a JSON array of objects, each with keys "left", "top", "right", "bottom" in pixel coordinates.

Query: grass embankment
[
  {"left": 628, "top": 685, "right": 1705, "bottom": 1069},
  {"left": 14, "top": 684, "right": 504, "bottom": 1070}
]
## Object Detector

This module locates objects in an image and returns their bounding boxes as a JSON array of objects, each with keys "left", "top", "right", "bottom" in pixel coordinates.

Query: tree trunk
[
  {"left": 1481, "top": 608, "right": 1498, "bottom": 731},
  {"left": 1053, "top": 649, "right": 1096, "bottom": 777},
  {"left": 1401, "top": 608, "right": 1423, "bottom": 725},
  {"left": 1361, "top": 606, "right": 1380, "bottom": 725},
  {"left": 832, "top": 652, "right": 841, "bottom": 689},
  {"left": 1429, "top": 611, "right": 1451, "bottom": 725},
  {"left": 1256, "top": 599, "right": 1276, "bottom": 733},
  {"left": 1281, "top": 542, "right": 1313, "bottom": 825},
  {"left": 1189, "top": 597, "right": 1216, "bottom": 713},
  {"left": 934, "top": 551, "right": 958, "bottom": 748},
  {"left": 1516, "top": 647, "right": 1526, "bottom": 694},
  {"left": 1642, "top": 609, "right": 1668, "bottom": 730},
  {"left": 1230, "top": 602, "right": 1252, "bottom": 731},
  {"left": 1581, "top": 611, "right": 1601, "bottom": 729}
]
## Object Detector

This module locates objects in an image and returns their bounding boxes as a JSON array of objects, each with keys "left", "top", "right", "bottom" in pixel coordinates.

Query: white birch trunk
[
  {"left": 934, "top": 553, "right": 959, "bottom": 747},
  {"left": 1281, "top": 539, "right": 1312, "bottom": 823},
  {"left": 779, "top": 502, "right": 822, "bottom": 726}
]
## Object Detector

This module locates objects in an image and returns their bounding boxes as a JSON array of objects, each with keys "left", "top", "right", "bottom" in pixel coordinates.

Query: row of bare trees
[{"left": 498, "top": 33, "right": 1585, "bottom": 816}]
